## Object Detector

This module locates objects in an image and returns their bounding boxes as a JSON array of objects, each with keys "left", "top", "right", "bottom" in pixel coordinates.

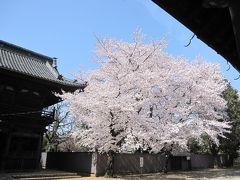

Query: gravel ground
[
  {"left": 60, "top": 167, "right": 240, "bottom": 180},
  {"left": 2, "top": 167, "right": 240, "bottom": 180}
]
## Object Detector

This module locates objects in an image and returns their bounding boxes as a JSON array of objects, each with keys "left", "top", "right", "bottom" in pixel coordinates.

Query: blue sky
[{"left": 1, "top": 0, "right": 239, "bottom": 90}]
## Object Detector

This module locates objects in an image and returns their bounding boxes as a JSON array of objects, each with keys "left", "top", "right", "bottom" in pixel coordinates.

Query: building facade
[{"left": 0, "top": 40, "right": 84, "bottom": 171}]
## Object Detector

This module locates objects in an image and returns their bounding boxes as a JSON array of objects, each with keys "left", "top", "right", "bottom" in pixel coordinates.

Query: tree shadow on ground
[
  {"left": 175, "top": 167, "right": 240, "bottom": 179},
  {"left": 120, "top": 167, "right": 240, "bottom": 180}
]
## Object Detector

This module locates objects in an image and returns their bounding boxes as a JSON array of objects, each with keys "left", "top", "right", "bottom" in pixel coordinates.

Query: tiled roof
[{"left": 0, "top": 40, "right": 85, "bottom": 89}]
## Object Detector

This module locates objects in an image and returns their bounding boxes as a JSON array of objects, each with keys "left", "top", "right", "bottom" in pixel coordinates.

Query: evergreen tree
[
  {"left": 189, "top": 84, "right": 240, "bottom": 165},
  {"left": 219, "top": 85, "right": 240, "bottom": 158}
]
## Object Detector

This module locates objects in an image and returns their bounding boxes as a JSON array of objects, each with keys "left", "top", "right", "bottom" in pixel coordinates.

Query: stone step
[
  {"left": 14, "top": 175, "right": 81, "bottom": 180},
  {"left": 2, "top": 170, "right": 84, "bottom": 180},
  {"left": 12, "top": 173, "right": 78, "bottom": 178}
]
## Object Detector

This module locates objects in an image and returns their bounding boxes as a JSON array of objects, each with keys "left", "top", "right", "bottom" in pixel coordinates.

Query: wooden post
[
  {"left": 35, "top": 135, "right": 42, "bottom": 169},
  {"left": 0, "top": 133, "right": 11, "bottom": 171}
]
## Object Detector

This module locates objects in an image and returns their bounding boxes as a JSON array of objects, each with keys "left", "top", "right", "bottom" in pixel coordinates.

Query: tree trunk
[
  {"left": 161, "top": 143, "right": 173, "bottom": 174},
  {"left": 164, "top": 153, "right": 170, "bottom": 173},
  {"left": 213, "top": 155, "right": 219, "bottom": 168},
  {"left": 210, "top": 143, "right": 219, "bottom": 168},
  {"left": 105, "top": 151, "right": 114, "bottom": 177}
]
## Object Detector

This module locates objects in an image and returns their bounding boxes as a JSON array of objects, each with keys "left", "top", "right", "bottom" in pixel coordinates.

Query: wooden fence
[{"left": 44, "top": 152, "right": 233, "bottom": 176}]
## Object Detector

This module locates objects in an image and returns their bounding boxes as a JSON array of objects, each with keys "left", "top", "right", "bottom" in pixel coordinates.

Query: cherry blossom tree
[{"left": 60, "top": 32, "right": 230, "bottom": 176}]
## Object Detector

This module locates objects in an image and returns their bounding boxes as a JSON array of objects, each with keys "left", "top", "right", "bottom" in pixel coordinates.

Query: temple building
[{"left": 0, "top": 40, "right": 84, "bottom": 171}]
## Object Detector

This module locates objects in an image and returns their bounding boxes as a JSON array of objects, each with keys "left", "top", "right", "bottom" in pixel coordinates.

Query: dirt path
[
  {"left": 2, "top": 167, "right": 240, "bottom": 180},
  {"left": 60, "top": 167, "right": 240, "bottom": 180}
]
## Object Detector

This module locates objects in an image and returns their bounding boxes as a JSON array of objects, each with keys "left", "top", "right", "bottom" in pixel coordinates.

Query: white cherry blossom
[{"left": 60, "top": 33, "right": 230, "bottom": 154}]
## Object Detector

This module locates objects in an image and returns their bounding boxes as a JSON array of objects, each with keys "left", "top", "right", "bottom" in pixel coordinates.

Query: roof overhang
[
  {"left": 153, "top": 0, "right": 240, "bottom": 72},
  {"left": 0, "top": 67, "right": 85, "bottom": 92}
]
